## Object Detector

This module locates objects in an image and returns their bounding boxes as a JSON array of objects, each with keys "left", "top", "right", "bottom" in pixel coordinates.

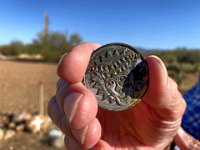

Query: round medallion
[{"left": 83, "top": 43, "right": 149, "bottom": 111}]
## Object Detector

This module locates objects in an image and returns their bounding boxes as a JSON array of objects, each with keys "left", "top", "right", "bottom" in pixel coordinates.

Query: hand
[{"left": 48, "top": 43, "right": 188, "bottom": 149}]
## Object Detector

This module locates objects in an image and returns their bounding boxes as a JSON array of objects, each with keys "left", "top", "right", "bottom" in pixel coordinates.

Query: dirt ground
[
  {"left": 0, "top": 60, "right": 61, "bottom": 150},
  {"left": 0, "top": 133, "right": 60, "bottom": 150},
  {"left": 0, "top": 60, "right": 58, "bottom": 114}
]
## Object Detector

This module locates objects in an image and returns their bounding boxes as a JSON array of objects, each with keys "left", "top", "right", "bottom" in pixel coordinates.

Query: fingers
[
  {"left": 64, "top": 84, "right": 101, "bottom": 149},
  {"left": 48, "top": 93, "right": 101, "bottom": 149},
  {"left": 55, "top": 80, "right": 100, "bottom": 148},
  {"left": 143, "top": 55, "right": 186, "bottom": 120},
  {"left": 71, "top": 118, "right": 102, "bottom": 148},
  {"left": 48, "top": 96, "right": 67, "bottom": 132},
  {"left": 57, "top": 42, "right": 101, "bottom": 84},
  {"left": 174, "top": 127, "right": 200, "bottom": 150},
  {"left": 54, "top": 43, "right": 102, "bottom": 149},
  {"left": 57, "top": 81, "right": 98, "bottom": 129},
  {"left": 83, "top": 118, "right": 102, "bottom": 148},
  {"left": 48, "top": 96, "right": 83, "bottom": 149},
  {"left": 63, "top": 83, "right": 98, "bottom": 129},
  {"left": 90, "top": 140, "right": 111, "bottom": 150}
]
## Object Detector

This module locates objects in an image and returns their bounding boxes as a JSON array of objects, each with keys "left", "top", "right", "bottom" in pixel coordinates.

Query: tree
[
  {"left": 0, "top": 30, "right": 82, "bottom": 62},
  {"left": 28, "top": 30, "right": 82, "bottom": 62},
  {"left": 0, "top": 41, "right": 24, "bottom": 56},
  {"left": 69, "top": 33, "right": 82, "bottom": 46}
]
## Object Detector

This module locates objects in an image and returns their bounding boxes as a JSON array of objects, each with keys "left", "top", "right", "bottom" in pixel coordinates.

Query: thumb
[
  {"left": 144, "top": 55, "right": 168, "bottom": 107},
  {"left": 143, "top": 55, "right": 186, "bottom": 120}
]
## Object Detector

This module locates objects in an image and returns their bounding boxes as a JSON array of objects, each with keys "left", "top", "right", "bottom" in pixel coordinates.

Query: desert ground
[
  {"left": 0, "top": 60, "right": 58, "bottom": 114},
  {"left": 0, "top": 60, "right": 60, "bottom": 150}
]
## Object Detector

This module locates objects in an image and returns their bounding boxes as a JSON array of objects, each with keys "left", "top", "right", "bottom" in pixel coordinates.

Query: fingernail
[
  {"left": 57, "top": 53, "right": 67, "bottom": 68},
  {"left": 149, "top": 55, "right": 167, "bottom": 75},
  {"left": 64, "top": 92, "right": 83, "bottom": 123},
  {"left": 71, "top": 125, "right": 88, "bottom": 144},
  {"left": 149, "top": 55, "right": 168, "bottom": 83}
]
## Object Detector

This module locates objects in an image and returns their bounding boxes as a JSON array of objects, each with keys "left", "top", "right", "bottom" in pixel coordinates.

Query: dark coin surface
[{"left": 83, "top": 43, "right": 149, "bottom": 111}]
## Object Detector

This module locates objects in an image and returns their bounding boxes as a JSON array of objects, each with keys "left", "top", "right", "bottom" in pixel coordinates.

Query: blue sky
[{"left": 0, "top": 0, "right": 200, "bottom": 49}]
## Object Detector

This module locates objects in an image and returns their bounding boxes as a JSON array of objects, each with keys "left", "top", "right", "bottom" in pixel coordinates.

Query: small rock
[
  {"left": 14, "top": 112, "right": 32, "bottom": 122},
  {"left": 24, "top": 113, "right": 32, "bottom": 121},
  {"left": 47, "top": 129, "right": 64, "bottom": 148},
  {"left": 1, "top": 115, "right": 9, "bottom": 125},
  {"left": 52, "top": 136, "right": 64, "bottom": 148},
  {"left": 4, "top": 130, "right": 16, "bottom": 140},
  {"left": 8, "top": 122, "right": 16, "bottom": 129},
  {"left": 9, "top": 146, "right": 14, "bottom": 150},
  {"left": 16, "top": 124, "right": 25, "bottom": 132},
  {"left": 27, "top": 115, "right": 51, "bottom": 133},
  {"left": 0, "top": 129, "right": 4, "bottom": 141}
]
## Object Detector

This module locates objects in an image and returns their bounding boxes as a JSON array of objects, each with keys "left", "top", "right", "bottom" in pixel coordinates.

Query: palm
[{"left": 97, "top": 100, "right": 176, "bottom": 149}]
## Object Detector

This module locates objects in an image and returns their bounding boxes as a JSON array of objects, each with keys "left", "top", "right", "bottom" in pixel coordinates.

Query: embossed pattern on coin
[{"left": 84, "top": 43, "right": 149, "bottom": 111}]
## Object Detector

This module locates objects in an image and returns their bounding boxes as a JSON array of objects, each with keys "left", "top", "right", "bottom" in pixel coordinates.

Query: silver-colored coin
[{"left": 83, "top": 43, "right": 149, "bottom": 111}]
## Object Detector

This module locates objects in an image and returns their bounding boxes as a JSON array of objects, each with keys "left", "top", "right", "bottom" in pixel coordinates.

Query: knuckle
[
  {"left": 47, "top": 96, "right": 68, "bottom": 132},
  {"left": 168, "top": 77, "right": 178, "bottom": 91},
  {"left": 59, "top": 115, "right": 69, "bottom": 133},
  {"left": 64, "top": 134, "right": 82, "bottom": 150},
  {"left": 56, "top": 79, "right": 67, "bottom": 93},
  {"left": 56, "top": 81, "right": 69, "bottom": 105},
  {"left": 47, "top": 96, "right": 56, "bottom": 118}
]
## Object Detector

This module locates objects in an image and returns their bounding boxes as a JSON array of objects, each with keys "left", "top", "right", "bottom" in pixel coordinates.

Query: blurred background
[{"left": 0, "top": 0, "right": 199, "bottom": 149}]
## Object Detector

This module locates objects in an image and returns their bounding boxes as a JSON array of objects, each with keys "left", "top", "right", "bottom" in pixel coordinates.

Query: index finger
[{"left": 57, "top": 43, "right": 101, "bottom": 84}]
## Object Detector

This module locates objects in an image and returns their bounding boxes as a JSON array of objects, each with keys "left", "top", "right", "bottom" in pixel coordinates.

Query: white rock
[
  {"left": 47, "top": 129, "right": 64, "bottom": 148},
  {"left": 27, "top": 115, "right": 51, "bottom": 133},
  {"left": 52, "top": 136, "right": 64, "bottom": 148},
  {"left": 4, "top": 130, "right": 16, "bottom": 140},
  {"left": 48, "top": 129, "right": 63, "bottom": 138},
  {"left": 0, "top": 129, "right": 4, "bottom": 141}
]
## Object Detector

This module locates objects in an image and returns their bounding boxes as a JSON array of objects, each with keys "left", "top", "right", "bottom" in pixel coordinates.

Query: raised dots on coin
[{"left": 83, "top": 43, "right": 149, "bottom": 111}]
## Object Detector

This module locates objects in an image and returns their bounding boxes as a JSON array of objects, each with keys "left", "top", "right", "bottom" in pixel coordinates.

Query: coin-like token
[{"left": 83, "top": 43, "right": 149, "bottom": 111}]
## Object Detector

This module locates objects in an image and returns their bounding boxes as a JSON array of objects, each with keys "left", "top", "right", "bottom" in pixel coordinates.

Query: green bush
[{"left": 0, "top": 31, "right": 82, "bottom": 62}]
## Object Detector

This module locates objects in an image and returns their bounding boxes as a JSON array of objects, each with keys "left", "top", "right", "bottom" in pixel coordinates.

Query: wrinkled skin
[{"left": 48, "top": 43, "right": 200, "bottom": 150}]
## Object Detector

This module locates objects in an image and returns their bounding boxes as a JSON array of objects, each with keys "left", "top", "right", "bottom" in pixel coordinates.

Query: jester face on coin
[{"left": 83, "top": 43, "right": 149, "bottom": 111}]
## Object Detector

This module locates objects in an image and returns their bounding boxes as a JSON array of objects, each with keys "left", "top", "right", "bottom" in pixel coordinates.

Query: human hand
[{"left": 48, "top": 43, "right": 188, "bottom": 149}]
